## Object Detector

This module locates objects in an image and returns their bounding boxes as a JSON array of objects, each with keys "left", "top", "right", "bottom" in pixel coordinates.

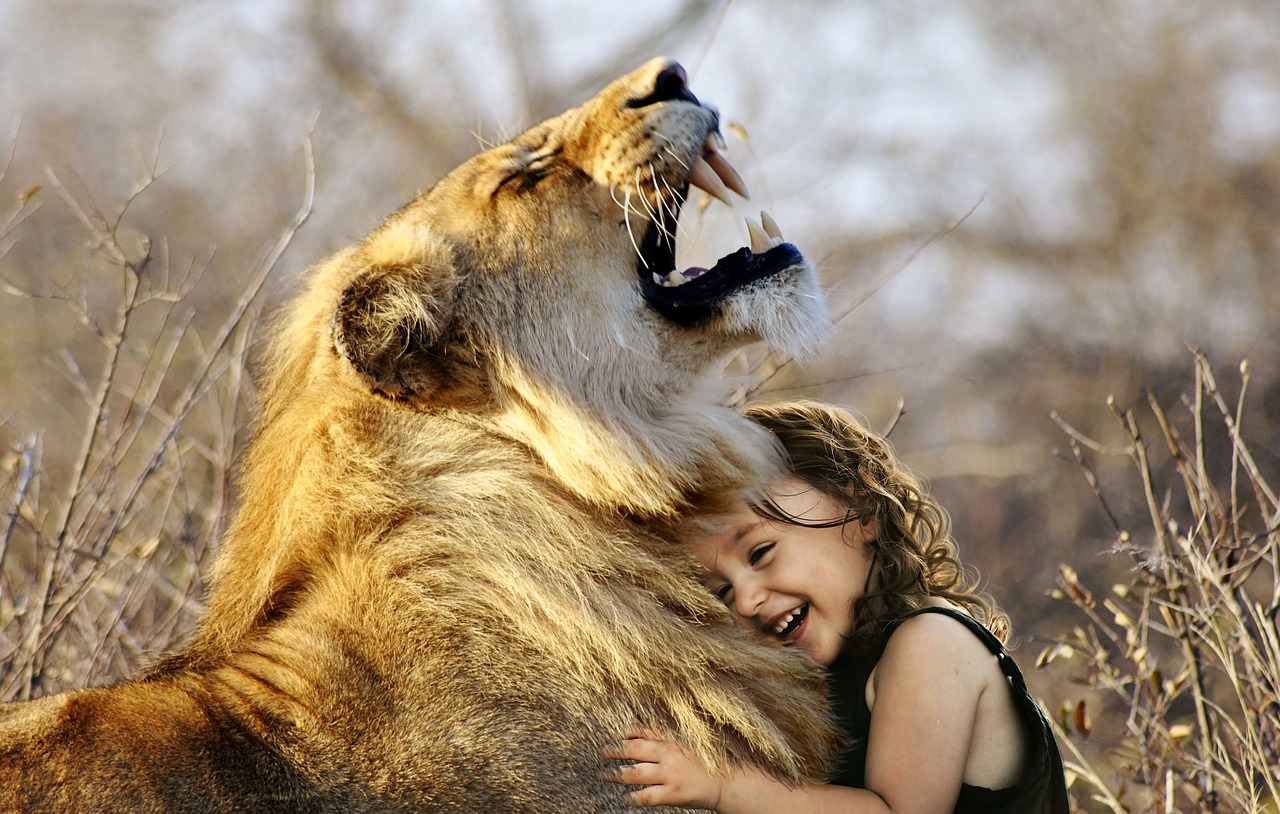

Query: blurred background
[{"left": 2, "top": 0, "right": 1278, "bottom": 805}]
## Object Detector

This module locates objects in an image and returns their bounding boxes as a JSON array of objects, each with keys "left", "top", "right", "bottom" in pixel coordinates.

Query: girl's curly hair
[{"left": 743, "top": 400, "right": 1009, "bottom": 656}]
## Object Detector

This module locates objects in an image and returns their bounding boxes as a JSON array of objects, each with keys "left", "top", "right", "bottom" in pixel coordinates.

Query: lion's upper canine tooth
[
  {"left": 746, "top": 217, "right": 773, "bottom": 254},
  {"left": 688, "top": 156, "right": 734, "bottom": 206},
  {"left": 704, "top": 151, "right": 749, "bottom": 200}
]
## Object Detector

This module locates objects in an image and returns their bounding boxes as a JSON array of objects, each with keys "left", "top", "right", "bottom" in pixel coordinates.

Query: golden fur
[{"left": 0, "top": 59, "right": 836, "bottom": 812}]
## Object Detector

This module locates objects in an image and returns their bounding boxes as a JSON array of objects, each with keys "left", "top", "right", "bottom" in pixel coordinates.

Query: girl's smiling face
[{"left": 696, "top": 478, "right": 875, "bottom": 667}]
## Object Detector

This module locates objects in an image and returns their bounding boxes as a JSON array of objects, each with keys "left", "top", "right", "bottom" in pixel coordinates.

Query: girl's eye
[
  {"left": 713, "top": 584, "right": 733, "bottom": 604},
  {"left": 747, "top": 542, "right": 775, "bottom": 566}
]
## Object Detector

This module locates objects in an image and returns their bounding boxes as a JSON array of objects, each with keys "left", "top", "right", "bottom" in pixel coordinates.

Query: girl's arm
[
  {"left": 861, "top": 611, "right": 989, "bottom": 812},
  {"left": 604, "top": 613, "right": 992, "bottom": 813},
  {"left": 604, "top": 731, "right": 889, "bottom": 813}
]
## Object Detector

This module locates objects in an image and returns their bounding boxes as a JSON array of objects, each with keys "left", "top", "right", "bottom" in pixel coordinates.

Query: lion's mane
[{"left": 0, "top": 59, "right": 836, "bottom": 813}]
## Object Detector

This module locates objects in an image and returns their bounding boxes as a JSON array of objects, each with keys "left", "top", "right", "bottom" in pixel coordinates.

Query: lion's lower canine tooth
[
  {"left": 705, "top": 152, "right": 749, "bottom": 199},
  {"left": 760, "top": 210, "right": 783, "bottom": 241},
  {"left": 746, "top": 217, "right": 772, "bottom": 254},
  {"left": 688, "top": 156, "right": 734, "bottom": 206}
]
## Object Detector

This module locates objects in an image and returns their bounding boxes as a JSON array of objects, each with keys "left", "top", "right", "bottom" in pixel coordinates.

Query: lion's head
[{"left": 253, "top": 59, "right": 828, "bottom": 519}]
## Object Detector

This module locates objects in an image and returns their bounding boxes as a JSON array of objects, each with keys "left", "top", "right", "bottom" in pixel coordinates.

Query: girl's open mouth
[{"left": 770, "top": 603, "right": 809, "bottom": 641}]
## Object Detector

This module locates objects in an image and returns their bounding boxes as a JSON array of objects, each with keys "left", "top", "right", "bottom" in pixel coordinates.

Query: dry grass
[
  {"left": 1045, "top": 353, "right": 1280, "bottom": 813},
  {"left": 0, "top": 140, "right": 314, "bottom": 699}
]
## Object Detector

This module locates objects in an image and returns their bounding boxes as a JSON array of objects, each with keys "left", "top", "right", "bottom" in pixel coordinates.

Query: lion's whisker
[
  {"left": 609, "top": 183, "right": 629, "bottom": 217},
  {"left": 656, "top": 173, "right": 683, "bottom": 235},
  {"left": 634, "top": 167, "right": 658, "bottom": 222},
  {"left": 619, "top": 187, "right": 647, "bottom": 267},
  {"left": 638, "top": 163, "right": 680, "bottom": 247},
  {"left": 650, "top": 169, "right": 678, "bottom": 245},
  {"left": 661, "top": 145, "right": 690, "bottom": 171},
  {"left": 610, "top": 183, "right": 646, "bottom": 263}
]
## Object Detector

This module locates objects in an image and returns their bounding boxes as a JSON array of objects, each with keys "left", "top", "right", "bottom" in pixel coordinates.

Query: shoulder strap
[
  {"left": 893, "top": 606, "right": 1028, "bottom": 687},
  {"left": 885, "top": 605, "right": 1006, "bottom": 657}
]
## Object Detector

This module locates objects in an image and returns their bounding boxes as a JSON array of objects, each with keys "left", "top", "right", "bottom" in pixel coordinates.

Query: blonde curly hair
[{"left": 743, "top": 400, "right": 1009, "bottom": 655}]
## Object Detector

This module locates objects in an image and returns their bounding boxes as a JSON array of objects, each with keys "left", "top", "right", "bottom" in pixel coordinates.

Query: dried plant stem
[
  {"left": 0, "top": 129, "right": 315, "bottom": 701},
  {"left": 1045, "top": 350, "right": 1279, "bottom": 813}
]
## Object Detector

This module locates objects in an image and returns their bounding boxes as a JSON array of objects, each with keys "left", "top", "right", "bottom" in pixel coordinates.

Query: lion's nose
[
  {"left": 653, "top": 63, "right": 693, "bottom": 103},
  {"left": 627, "top": 61, "right": 700, "bottom": 108}
]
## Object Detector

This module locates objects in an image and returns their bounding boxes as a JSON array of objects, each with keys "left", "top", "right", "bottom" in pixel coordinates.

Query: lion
[{"left": 0, "top": 58, "right": 837, "bottom": 812}]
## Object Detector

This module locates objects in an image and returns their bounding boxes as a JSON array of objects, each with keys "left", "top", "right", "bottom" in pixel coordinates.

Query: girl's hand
[{"left": 603, "top": 729, "right": 725, "bottom": 810}]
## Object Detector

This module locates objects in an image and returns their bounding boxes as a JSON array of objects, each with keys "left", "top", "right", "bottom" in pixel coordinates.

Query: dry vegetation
[
  {"left": 1046, "top": 355, "right": 1279, "bottom": 812},
  {"left": 0, "top": 142, "right": 313, "bottom": 697},
  {"left": 2, "top": 2, "right": 1279, "bottom": 811}
]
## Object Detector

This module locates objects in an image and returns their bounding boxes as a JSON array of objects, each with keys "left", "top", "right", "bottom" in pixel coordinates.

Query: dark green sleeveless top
[{"left": 826, "top": 607, "right": 1069, "bottom": 813}]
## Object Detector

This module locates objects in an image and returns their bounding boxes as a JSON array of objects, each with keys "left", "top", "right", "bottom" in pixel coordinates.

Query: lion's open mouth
[{"left": 637, "top": 137, "right": 804, "bottom": 326}]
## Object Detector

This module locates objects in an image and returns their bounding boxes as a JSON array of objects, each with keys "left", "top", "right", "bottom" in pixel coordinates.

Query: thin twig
[{"left": 744, "top": 196, "right": 986, "bottom": 400}]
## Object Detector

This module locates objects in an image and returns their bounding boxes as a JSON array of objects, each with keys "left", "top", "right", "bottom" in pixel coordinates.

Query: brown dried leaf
[{"left": 1073, "top": 699, "right": 1092, "bottom": 735}]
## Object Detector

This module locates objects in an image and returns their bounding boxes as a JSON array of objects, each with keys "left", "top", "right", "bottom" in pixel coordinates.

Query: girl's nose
[{"left": 731, "top": 580, "right": 767, "bottom": 621}]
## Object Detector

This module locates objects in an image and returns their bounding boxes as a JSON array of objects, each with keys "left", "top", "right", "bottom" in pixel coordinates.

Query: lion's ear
[{"left": 333, "top": 258, "right": 485, "bottom": 407}]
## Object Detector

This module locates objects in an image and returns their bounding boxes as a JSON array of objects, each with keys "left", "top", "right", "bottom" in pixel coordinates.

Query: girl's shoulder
[
  {"left": 867, "top": 603, "right": 1038, "bottom": 796},
  {"left": 884, "top": 601, "right": 1004, "bottom": 653},
  {"left": 867, "top": 603, "right": 1004, "bottom": 706}
]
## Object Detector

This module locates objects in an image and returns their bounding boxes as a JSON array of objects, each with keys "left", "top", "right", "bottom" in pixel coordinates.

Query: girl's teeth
[
  {"left": 771, "top": 603, "right": 808, "bottom": 636},
  {"left": 774, "top": 609, "right": 798, "bottom": 634}
]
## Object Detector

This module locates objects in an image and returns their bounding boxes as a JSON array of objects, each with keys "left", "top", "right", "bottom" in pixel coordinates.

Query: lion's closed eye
[{"left": 493, "top": 146, "right": 564, "bottom": 195}]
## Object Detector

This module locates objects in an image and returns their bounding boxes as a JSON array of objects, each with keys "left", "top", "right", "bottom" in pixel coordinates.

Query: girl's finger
[
  {"left": 620, "top": 727, "right": 664, "bottom": 741},
  {"left": 603, "top": 761, "right": 663, "bottom": 786},
  {"left": 627, "top": 784, "right": 674, "bottom": 808},
  {"left": 602, "top": 738, "right": 670, "bottom": 763}
]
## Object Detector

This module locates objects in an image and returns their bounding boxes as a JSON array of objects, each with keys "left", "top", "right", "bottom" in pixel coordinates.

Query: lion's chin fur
[{"left": 0, "top": 58, "right": 838, "bottom": 813}]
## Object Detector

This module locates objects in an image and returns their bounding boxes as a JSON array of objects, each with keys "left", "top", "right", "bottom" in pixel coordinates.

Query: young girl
[{"left": 604, "top": 400, "right": 1068, "bottom": 813}]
